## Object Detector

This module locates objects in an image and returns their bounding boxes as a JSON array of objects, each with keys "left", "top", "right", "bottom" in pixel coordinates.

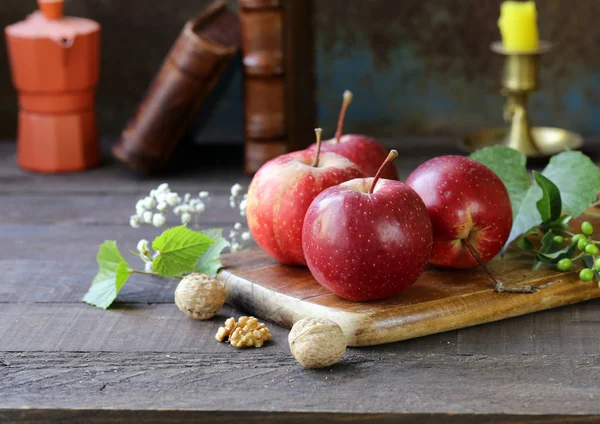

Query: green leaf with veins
[
  {"left": 195, "top": 228, "right": 230, "bottom": 277},
  {"left": 152, "top": 225, "right": 215, "bottom": 278},
  {"left": 471, "top": 146, "right": 531, "bottom": 219},
  {"left": 82, "top": 241, "right": 132, "bottom": 309},
  {"left": 541, "top": 151, "right": 600, "bottom": 217},
  {"left": 473, "top": 146, "right": 600, "bottom": 251},
  {"left": 533, "top": 171, "right": 562, "bottom": 223}
]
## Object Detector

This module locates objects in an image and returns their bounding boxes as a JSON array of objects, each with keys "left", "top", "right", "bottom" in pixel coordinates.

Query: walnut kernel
[
  {"left": 215, "top": 316, "right": 271, "bottom": 348},
  {"left": 174, "top": 273, "right": 225, "bottom": 320},
  {"left": 288, "top": 318, "right": 346, "bottom": 368}
]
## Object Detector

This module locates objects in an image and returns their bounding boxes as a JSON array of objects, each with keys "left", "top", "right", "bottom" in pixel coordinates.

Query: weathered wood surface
[
  {"left": 2, "top": 140, "right": 600, "bottom": 422},
  {"left": 219, "top": 242, "right": 600, "bottom": 346}
]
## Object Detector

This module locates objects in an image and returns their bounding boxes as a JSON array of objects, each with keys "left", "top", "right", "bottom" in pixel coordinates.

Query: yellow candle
[{"left": 498, "top": 1, "right": 539, "bottom": 52}]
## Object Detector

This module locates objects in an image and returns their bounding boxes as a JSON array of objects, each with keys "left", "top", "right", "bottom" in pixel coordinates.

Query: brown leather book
[
  {"left": 112, "top": 0, "right": 240, "bottom": 175},
  {"left": 240, "top": 0, "right": 315, "bottom": 174}
]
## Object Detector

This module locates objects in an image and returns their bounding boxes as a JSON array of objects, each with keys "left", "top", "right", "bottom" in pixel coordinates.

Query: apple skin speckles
[
  {"left": 406, "top": 155, "right": 512, "bottom": 269},
  {"left": 302, "top": 178, "right": 433, "bottom": 301},
  {"left": 246, "top": 149, "right": 364, "bottom": 266}
]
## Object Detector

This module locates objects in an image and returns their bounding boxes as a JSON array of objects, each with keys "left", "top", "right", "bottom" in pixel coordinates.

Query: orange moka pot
[{"left": 5, "top": 0, "right": 101, "bottom": 173}]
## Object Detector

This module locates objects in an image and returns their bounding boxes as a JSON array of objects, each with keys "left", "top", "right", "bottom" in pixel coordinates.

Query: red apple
[
  {"left": 307, "top": 91, "right": 397, "bottom": 180},
  {"left": 405, "top": 156, "right": 512, "bottom": 269},
  {"left": 246, "top": 129, "right": 364, "bottom": 266},
  {"left": 302, "top": 150, "right": 433, "bottom": 301}
]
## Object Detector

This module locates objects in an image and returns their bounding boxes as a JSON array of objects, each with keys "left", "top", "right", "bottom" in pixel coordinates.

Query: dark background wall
[{"left": 2, "top": 0, "right": 600, "bottom": 145}]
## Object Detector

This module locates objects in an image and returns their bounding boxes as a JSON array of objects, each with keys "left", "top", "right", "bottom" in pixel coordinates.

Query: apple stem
[
  {"left": 369, "top": 150, "right": 398, "bottom": 194},
  {"left": 335, "top": 90, "right": 353, "bottom": 143},
  {"left": 312, "top": 128, "right": 323, "bottom": 167},
  {"left": 462, "top": 238, "right": 557, "bottom": 293}
]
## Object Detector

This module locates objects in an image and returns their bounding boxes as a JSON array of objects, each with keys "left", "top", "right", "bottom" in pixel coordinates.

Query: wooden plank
[
  {"left": 219, "top": 247, "right": 600, "bottom": 346},
  {"left": 2, "top": 301, "right": 600, "bottom": 355},
  {"left": 1, "top": 351, "right": 600, "bottom": 415},
  {"left": 0, "top": 303, "right": 290, "bottom": 353},
  {"left": 1, "top": 410, "right": 598, "bottom": 424}
]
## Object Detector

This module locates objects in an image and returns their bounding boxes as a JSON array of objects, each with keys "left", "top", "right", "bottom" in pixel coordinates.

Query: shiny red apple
[
  {"left": 307, "top": 91, "right": 397, "bottom": 180},
  {"left": 405, "top": 155, "right": 512, "bottom": 269},
  {"left": 302, "top": 150, "right": 432, "bottom": 301},
  {"left": 246, "top": 129, "right": 364, "bottom": 266}
]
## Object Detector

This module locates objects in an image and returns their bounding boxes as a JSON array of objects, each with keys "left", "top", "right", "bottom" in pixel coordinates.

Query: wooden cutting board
[{"left": 217, "top": 232, "right": 600, "bottom": 347}]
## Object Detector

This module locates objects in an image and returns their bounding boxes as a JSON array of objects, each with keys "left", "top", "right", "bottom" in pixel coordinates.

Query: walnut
[
  {"left": 215, "top": 316, "right": 271, "bottom": 348},
  {"left": 288, "top": 318, "right": 346, "bottom": 368},
  {"left": 174, "top": 273, "right": 225, "bottom": 320},
  {"left": 215, "top": 317, "right": 236, "bottom": 342}
]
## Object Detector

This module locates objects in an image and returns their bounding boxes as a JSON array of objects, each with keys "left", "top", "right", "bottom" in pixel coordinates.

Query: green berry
[
  {"left": 557, "top": 258, "right": 572, "bottom": 272},
  {"left": 572, "top": 234, "right": 586, "bottom": 245},
  {"left": 585, "top": 244, "right": 600, "bottom": 255},
  {"left": 553, "top": 235, "right": 564, "bottom": 244},
  {"left": 578, "top": 238, "right": 588, "bottom": 251},
  {"left": 595, "top": 258, "right": 600, "bottom": 271},
  {"left": 582, "top": 221, "right": 594, "bottom": 236},
  {"left": 580, "top": 268, "right": 594, "bottom": 282}
]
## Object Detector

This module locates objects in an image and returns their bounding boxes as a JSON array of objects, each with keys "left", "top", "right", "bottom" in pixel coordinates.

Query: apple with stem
[
  {"left": 302, "top": 150, "right": 433, "bottom": 301},
  {"left": 307, "top": 90, "right": 397, "bottom": 180},
  {"left": 246, "top": 128, "right": 364, "bottom": 266},
  {"left": 405, "top": 156, "right": 535, "bottom": 293}
]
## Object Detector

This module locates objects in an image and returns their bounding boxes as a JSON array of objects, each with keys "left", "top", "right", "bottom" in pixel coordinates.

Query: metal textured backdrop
[{"left": 1, "top": 0, "right": 600, "bottom": 143}]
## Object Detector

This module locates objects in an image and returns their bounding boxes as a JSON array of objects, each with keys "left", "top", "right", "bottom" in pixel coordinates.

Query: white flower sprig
[
  {"left": 129, "top": 183, "right": 210, "bottom": 229},
  {"left": 129, "top": 182, "right": 252, "bottom": 255},
  {"left": 228, "top": 184, "right": 252, "bottom": 252}
]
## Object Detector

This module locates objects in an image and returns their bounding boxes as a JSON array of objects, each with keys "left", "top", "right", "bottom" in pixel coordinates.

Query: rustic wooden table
[{"left": 2, "top": 140, "right": 600, "bottom": 423}]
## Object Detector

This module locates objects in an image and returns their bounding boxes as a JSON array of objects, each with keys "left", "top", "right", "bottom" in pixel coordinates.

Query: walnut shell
[
  {"left": 288, "top": 318, "right": 346, "bottom": 368},
  {"left": 174, "top": 273, "right": 225, "bottom": 320}
]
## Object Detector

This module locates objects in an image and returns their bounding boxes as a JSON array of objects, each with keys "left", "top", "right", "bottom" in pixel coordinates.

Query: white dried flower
[
  {"left": 239, "top": 199, "right": 247, "bottom": 217},
  {"left": 142, "top": 211, "right": 153, "bottom": 224},
  {"left": 181, "top": 212, "right": 191, "bottom": 224},
  {"left": 199, "top": 191, "right": 209, "bottom": 199},
  {"left": 241, "top": 232, "right": 251, "bottom": 241},
  {"left": 231, "top": 184, "right": 243, "bottom": 197},
  {"left": 135, "top": 199, "right": 146, "bottom": 215},
  {"left": 157, "top": 183, "right": 170, "bottom": 193},
  {"left": 229, "top": 200, "right": 236, "bottom": 208},
  {"left": 130, "top": 215, "right": 141, "bottom": 229},
  {"left": 166, "top": 192, "right": 181, "bottom": 207},
  {"left": 156, "top": 201, "right": 167, "bottom": 212},
  {"left": 184, "top": 193, "right": 191, "bottom": 203},
  {"left": 229, "top": 230, "right": 237, "bottom": 239},
  {"left": 137, "top": 239, "right": 150, "bottom": 255},
  {"left": 144, "top": 261, "right": 154, "bottom": 273},
  {"left": 231, "top": 242, "right": 241, "bottom": 252},
  {"left": 234, "top": 222, "right": 242, "bottom": 230},
  {"left": 141, "top": 196, "right": 155, "bottom": 210},
  {"left": 195, "top": 203, "right": 205, "bottom": 213},
  {"left": 152, "top": 213, "right": 166, "bottom": 228}
]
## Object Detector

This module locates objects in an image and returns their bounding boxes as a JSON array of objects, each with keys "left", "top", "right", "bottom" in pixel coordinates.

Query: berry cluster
[{"left": 555, "top": 221, "right": 600, "bottom": 285}]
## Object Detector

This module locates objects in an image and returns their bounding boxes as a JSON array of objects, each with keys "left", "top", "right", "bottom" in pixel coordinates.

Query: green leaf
[
  {"left": 82, "top": 241, "right": 132, "bottom": 309},
  {"left": 195, "top": 228, "right": 230, "bottom": 277},
  {"left": 542, "top": 151, "right": 600, "bottom": 217},
  {"left": 546, "top": 215, "right": 572, "bottom": 232},
  {"left": 473, "top": 146, "right": 600, "bottom": 251},
  {"left": 471, "top": 146, "right": 531, "bottom": 219},
  {"left": 533, "top": 230, "right": 577, "bottom": 270},
  {"left": 505, "top": 182, "right": 543, "bottom": 251},
  {"left": 533, "top": 171, "right": 562, "bottom": 223},
  {"left": 516, "top": 235, "right": 534, "bottom": 251},
  {"left": 152, "top": 226, "right": 215, "bottom": 278}
]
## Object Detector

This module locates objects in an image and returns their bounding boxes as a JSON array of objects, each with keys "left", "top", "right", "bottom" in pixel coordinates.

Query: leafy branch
[
  {"left": 83, "top": 226, "right": 229, "bottom": 309},
  {"left": 472, "top": 146, "right": 600, "bottom": 283}
]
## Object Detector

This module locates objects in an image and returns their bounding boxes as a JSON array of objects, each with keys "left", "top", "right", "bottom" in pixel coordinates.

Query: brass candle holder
[{"left": 463, "top": 41, "right": 583, "bottom": 157}]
